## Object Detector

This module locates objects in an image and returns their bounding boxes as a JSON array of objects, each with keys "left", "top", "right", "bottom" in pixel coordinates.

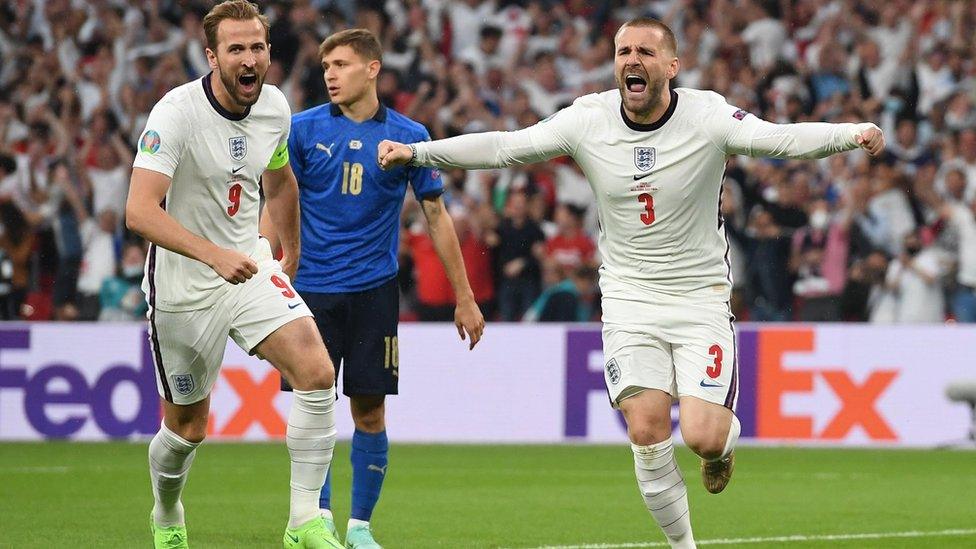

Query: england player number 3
[{"left": 638, "top": 193, "right": 655, "bottom": 225}]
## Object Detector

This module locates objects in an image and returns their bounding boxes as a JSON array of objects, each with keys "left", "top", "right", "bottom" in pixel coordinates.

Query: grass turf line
[{"left": 1, "top": 443, "right": 974, "bottom": 548}]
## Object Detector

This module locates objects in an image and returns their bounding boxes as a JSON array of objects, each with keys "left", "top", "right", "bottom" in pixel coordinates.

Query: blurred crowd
[{"left": 0, "top": 0, "right": 973, "bottom": 324}]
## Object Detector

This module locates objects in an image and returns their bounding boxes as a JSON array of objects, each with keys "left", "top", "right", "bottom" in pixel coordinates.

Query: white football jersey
[
  {"left": 133, "top": 76, "right": 291, "bottom": 311},
  {"left": 415, "top": 87, "right": 868, "bottom": 308}
]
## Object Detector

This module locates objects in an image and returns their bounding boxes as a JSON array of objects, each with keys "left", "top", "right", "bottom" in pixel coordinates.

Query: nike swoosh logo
[
  {"left": 287, "top": 302, "right": 301, "bottom": 309},
  {"left": 633, "top": 173, "right": 651, "bottom": 181},
  {"left": 700, "top": 379, "right": 724, "bottom": 388},
  {"left": 286, "top": 533, "right": 300, "bottom": 543},
  {"left": 232, "top": 165, "right": 245, "bottom": 174}
]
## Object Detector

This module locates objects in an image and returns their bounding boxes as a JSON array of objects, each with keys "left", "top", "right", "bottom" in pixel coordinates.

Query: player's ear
[
  {"left": 367, "top": 59, "right": 381, "bottom": 79},
  {"left": 206, "top": 48, "right": 218, "bottom": 71},
  {"left": 666, "top": 57, "right": 680, "bottom": 80}
]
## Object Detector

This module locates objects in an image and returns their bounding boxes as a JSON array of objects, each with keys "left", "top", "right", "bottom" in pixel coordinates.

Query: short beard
[
  {"left": 620, "top": 77, "right": 666, "bottom": 117},
  {"left": 218, "top": 65, "right": 263, "bottom": 108}
]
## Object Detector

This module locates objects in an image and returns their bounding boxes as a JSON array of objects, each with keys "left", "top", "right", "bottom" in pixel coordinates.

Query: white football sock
[
  {"left": 148, "top": 422, "right": 200, "bottom": 527},
  {"left": 287, "top": 387, "right": 337, "bottom": 529},
  {"left": 348, "top": 518, "right": 370, "bottom": 529},
  {"left": 633, "top": 438, "right": 695, "bottom": 548}
]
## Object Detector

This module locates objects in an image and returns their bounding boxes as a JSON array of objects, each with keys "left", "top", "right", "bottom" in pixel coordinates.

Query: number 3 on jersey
[
  {"left": 638, "top": 193, "right": 655, "bottom": 225},
  {"left": 342, "top": 162, "right": 363, "bottom": 195}
]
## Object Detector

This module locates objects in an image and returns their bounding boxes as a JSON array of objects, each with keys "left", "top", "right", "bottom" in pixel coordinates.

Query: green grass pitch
[{"left": 2, "top": 442, "right": 975, "bottom": 548}]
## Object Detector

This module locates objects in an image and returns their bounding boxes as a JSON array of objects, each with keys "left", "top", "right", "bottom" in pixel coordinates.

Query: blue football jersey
[{"left": 289, "top": 103, "right": 443, "bottom": 293}]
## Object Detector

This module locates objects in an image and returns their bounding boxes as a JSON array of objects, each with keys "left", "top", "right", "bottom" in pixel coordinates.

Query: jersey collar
[
  {"left": 329, "top": 102, "right": 388, "bottom": 122},
  {"left": 202, "top": 73, "right": 251, "bottom": 121},
  {"left": 620, "top": 89, "right": 678, "bottom": 132}
]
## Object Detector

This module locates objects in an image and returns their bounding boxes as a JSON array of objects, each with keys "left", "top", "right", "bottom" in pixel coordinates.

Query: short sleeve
[
  {"left": 409, "top": 127, "right": 445, "bottom": 200},
  {"left": 132, "top": 98, "right": 189, "bottom": 178},
  {"left": 287, "top": 120, "right": 305, "bottom": 181},
  {"left": 267, "top": 94, "right": 292, "bottom": 170}
]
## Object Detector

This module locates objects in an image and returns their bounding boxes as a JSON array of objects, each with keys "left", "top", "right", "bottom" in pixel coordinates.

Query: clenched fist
[
  {"left": 855, "top": 124, "right": 885, "bottom": 156},
  {"left": 377, "top": 140, "right": 414, "bottom": 170},
  {"left": 208, "top": 247, "right": 258, "bottom": 284}
]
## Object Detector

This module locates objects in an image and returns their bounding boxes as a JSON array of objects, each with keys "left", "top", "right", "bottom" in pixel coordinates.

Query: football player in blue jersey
[{"left": 261, "top": 28, "right": 484, "bottom": 549}]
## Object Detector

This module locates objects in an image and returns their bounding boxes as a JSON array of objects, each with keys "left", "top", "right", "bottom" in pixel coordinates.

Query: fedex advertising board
[{"left": 0, "top": 323, "right": 972, "bottom": 446}]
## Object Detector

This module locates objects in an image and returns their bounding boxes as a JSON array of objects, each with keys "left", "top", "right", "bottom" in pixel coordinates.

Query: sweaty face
[
  {"left": 209, "top": 18, "right": 270, "bottom": 108},
  {"left": 322, "top": 45, "right": 376, "bottom": 106},
  {"left": 614, "top": 26, "right": 677, "bottom": 117}
]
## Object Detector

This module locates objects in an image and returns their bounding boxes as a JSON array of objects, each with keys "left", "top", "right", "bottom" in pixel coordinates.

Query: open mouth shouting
[
  {"left": 625, "top": 73, "right": 648, "bottom": 94},
  {"left": 238, "top": 72, "right": 259, "bottom": 95}
]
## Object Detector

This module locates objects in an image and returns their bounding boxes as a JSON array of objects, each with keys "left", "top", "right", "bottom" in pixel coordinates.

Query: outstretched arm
[
  {"left": 378, "top": 103, "right": 581, "bottom": 170},
  {"left": 705, "top": 100, "right": 884, "bottom": 159},
  {"left": 420, "top": 195, "right": 485, "bottom": 349},
  {"left": 728, "top": 117, "right": 883, "bottom": 159}
]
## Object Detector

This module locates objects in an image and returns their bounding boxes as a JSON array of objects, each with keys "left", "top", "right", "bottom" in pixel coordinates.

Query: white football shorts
[
  {"left": 601, "top": 295, "right": 738, "bottom": 410},
  {"left": 147, "top": 238, "right": 312, "bottom": 404}
]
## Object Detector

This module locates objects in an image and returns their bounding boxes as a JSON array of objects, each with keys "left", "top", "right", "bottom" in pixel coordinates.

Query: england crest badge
[
  {"left": 173, "top": 374, "right": 195, "bottom": 396},
  {"left": 634, "top": 146, "right": 655, "bottom": 172},
  {"left": 606, "top": 358, "right": 621, "bottom": 385},
  {"left": 229, "top": 136, "right": 247, "bottom": 161}
]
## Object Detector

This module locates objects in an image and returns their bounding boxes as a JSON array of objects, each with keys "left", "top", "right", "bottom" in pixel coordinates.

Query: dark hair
[
  {"left": 318, "top": 28, "right": 383, "bottom": 63},
  {"left": 480, "top": 25, "right": 503, "bottom": 40},
  {"left": 617, "top": 17, "right": 678, "bottom": 56},
  {"left": 202, "top": 0, "right": 270, "bottom": 51},
  {"left": 0, "top": 154, "right": 15, "bottom": 175},
  {"left": 562, "top": 203, "right": 586, "bottom": 221},
  {"left": 0, "top": 200, "right": 28, "bottom": 245}
]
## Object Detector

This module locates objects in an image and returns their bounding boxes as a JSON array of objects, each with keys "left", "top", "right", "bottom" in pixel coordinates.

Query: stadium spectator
[
  {"left": 99, "top": 240, "right": 147, "bottom": 322},
  {"left": 0, "top": 199, "right": 32, "bottom": 319},
  {"left": 544, "top": 203, "right": 596, "bottom": 278},
  {"left": 874, "top": 230, "right": 948, "bottom": 324},
  {"left": 523, "top": 265, "right": 597, "bottom": 322},
  {"left": 494, "top": 189, "right": 545, "bottom": 321},
  {"left": 0, "top": 0, "right": 970, "bottom": 325}
]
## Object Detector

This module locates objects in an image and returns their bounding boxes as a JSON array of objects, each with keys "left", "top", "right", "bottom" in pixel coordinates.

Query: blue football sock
[
  {"left": 318, "top": 467, "right": 332, "bottom": 510},
  {"left": 349, "top": 429, "right": 388, "bottom": 521}
]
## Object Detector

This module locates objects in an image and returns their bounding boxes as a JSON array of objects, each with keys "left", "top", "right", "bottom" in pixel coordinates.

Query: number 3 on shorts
[
  {"left": 270, "top": 274, "right": 296, "bottom": 298},
  {"left": 706, "top": 344, "right": 723, "bottom": 379}
]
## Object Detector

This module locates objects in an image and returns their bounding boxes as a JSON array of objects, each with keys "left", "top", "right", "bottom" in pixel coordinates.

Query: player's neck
[
  {"left": 338, "top": 93, "right": 381, "bottom": 123},
  {"left": 209, "top": 72, "right": 247, "bottom": 114},
  {"left": 623, "top": 89, "right": 672, "bottom": 126}
]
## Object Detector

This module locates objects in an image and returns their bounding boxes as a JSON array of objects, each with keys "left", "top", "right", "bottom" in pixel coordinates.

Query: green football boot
[
  {"left": 150, "top": 512, "right": 189, "bottom": 549},
  {"left": 283, "top": 516, "right": 344, "bottom": 549}
]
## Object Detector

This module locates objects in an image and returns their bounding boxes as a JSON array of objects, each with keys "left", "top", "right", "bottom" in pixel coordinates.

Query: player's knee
[
  {"left": 681, "top": 419, "right": 728, "bottom": 460},
  {"left": 169, "top": 415, "right": 208, "bottom": 444},
  {"left": 352, "top": 408, "right": 384, "bottom": 432},
  {"left": 294, "top": 362, "right": 335, "bottom": 391},
  {"left": 351, "top": 396, "right": 385, "bottom": 432},
  {"left": 684, "top": 433, "right": 724, "bottom": 460},
  {"left": 627, "top": 420, "right": 670, "bottom": 446}
]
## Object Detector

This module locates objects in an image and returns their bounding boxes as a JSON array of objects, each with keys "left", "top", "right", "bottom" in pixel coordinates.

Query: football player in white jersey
[
  {"left": 377, "top": 17, "right": 884, "bottom": 549},
  {"left": 125, "top": 2, "right": 343, "bottom": 548}
]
